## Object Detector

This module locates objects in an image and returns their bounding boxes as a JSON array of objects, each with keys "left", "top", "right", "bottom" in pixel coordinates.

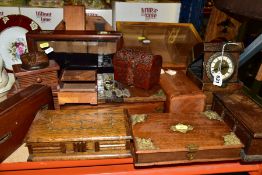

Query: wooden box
[
  {"left": 130, "top": 112, "right": 243, "bottom": 167},
  {"left": 62, "top": 73, "right": 166, "bottom": 115},
  {"left": 0, "top": 84, "right": 54, "bottom": 162},
  {"left": 25, "top": 109, "right": 132, "bottom": 161},
  {"left": 160, "top": 71, "right": 206, "bottom": 113},
  {"left": 12, "top": 60, "right": 60, "bottom": 92},
  {"left": 212, "top": 91, "right": 262, "bottom": 162},
  {"left": 116, "top": 22, "right": 202, "bottom": 69},
  {"left": 113, "top": 47, "right": 162, "bottom": 89},
  {"left": 58, "top": 70, "right": 98, "bottom": 105},
  {"left": 187, "top": 67, "right": 242, "bottom": 109}
]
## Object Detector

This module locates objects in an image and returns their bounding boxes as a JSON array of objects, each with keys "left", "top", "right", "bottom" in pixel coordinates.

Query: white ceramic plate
[
  {"left": 0, "top": 15, "right": 41, "bottom": 71},
  {"left": 0, "top": 27, "right": 28, "bottom": 70}
]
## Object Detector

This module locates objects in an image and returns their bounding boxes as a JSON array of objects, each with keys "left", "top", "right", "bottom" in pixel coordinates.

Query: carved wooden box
[
  {"left": 160, "top": 71, "right": 206, "bottom": 113},
  {"left": 113, "top": 47, "right": 162, "bottom": 90},
  {"left": 130, "top": 112, "right": 243, "bottom": 167},
  {"left": 25, "top": 109, "right": 132, "bottom": 161},
  {"left": 212, "top": 91, "right": 262, "bottom": 162}
]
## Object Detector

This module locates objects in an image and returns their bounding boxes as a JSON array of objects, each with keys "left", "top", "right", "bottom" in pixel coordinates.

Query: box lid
[
  {"left": 26, "top": 109, "right": 132, "bottom": 143},
  {"left": 130, "top": 112, "right": 243, "bottom": 166},
  {"left": 117, "top": 22, "right": 202, "bottom": 69},
  {"left": 214, "top": 92, "right": 262, "bottom": 138}
]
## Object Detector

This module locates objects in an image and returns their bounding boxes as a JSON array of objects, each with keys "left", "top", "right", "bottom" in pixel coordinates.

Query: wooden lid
[
  {"left": 26, "top": 109, "right": 131, "bottom": 143},
  {"left": 214, "top": 92, "right": 262, "bottom": 138},
  {"left": 12, "top": 60, "right": 60, "bottom": 77}
]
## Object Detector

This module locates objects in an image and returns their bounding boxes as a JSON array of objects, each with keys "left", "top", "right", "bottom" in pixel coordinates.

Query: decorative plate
[{"left": 0, "top": 15, "right": 41, "bottom": 70}]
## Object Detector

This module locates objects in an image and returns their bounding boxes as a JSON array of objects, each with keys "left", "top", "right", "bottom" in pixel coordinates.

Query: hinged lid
[
  {"left": 26, "top": 109, "right": 132, "bottom": 143},
  {"left": 116, "top": 22, "right": 202, "bottom": 69},
  {"left": 214, "top": 92, "right": 262, "bottom": 138}
]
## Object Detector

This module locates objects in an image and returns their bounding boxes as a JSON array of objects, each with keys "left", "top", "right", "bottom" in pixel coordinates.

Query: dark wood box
[
  {"left": 0, "top": 84, "right": 54, "bottom": 162},
  {"left": 160, "top": 71, "right": 206, "bottom": 113},
  {"left": 12, "top": 60, "right": 60, "bottom": 109},
  {"left": 25, "top": 109, "right": 132, "bottom": 161},
  {"left": 130, "top": 112, "right": 243, "bottom": 167},
  {"left": 212, "top": 91, "right": 262, "bottom": 162},
  {"left": 113, "top": 47, "right": 162, "bottom": 90}
]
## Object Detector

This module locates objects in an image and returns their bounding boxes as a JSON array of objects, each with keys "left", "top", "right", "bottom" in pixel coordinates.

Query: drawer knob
[{"left": 36, "top": 77, "right": 42, "bottom": 83}]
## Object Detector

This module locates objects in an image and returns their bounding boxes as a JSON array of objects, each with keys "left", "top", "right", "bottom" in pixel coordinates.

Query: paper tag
[
  {"left": 40, "top": 42, "right": 49, "bottom": 48},
  {"left": 213, "top": 71, "right": 223, "bottom": 86},
  {"left": 44, "top": 47, "right": 54, "bottom": 54}
]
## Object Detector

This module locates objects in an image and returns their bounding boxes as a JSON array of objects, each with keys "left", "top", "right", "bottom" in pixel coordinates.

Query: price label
[
  {"left": 213, "top": 71, "right": 223, "bottom": 86},
  {"left": 44, "top": 47, "right": 54, "bottom": 54},
  {"left": 40, "top": 42, "right": 49, "bottom": 48}
]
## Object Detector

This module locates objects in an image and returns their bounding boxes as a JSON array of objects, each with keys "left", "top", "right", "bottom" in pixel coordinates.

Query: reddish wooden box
[
  {"left": 160, "top": 71, "right": 206, "bottom": 113},
  {"left": 113, "top": 47, "right": 162, "bottom": 90},
  {"left": 130, "top": 112, "right": 243, "bottom": 167},
  {"left": 212, "top": 91, "right": 262, "bottom": 162}
]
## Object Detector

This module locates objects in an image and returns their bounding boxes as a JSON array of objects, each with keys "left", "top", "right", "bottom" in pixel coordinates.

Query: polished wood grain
[
  {"left": 61, "top": 70, "right": 96, "bottom": 82},
  {"left": 0, "top": 85, "right": 54, "bottom": 162},
  {"left": 130, "top": 112, "right": 243, "bottom": 166},
  {"left": 58, "top": 91, "right": 97, "bottom": 105},
  {"left": 26, "top": 30, "right": 123, "bottom": 53},
  {"left": 205, "top": 7, "right": 242, "bottom": 42},
  {"left": 212, "top": 92, "right": 262, "bottom": 158},
  {"left": 160, "top": 71, "right": 206, "bottom": 113},
  {"left": 64, "top": 5, "right": 85, "bottom": 30},
  {"left": 26, "top": 108, "right": 132, "bottom": 161},
  {"left": 116, "top": 22, "right": 202, "bottom": 69}
]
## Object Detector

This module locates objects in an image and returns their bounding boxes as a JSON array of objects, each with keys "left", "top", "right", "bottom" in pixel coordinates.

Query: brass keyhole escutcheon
[{"left": 185, "top": 144, "right": 199, "bottom": 160}]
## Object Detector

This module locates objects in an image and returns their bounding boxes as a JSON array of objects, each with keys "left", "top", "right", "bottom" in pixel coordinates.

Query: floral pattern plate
[{"left": 0, "top": 15, "right": 41, "bottom": 70}]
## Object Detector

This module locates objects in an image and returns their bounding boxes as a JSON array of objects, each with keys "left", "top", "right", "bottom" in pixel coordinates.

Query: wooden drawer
[{"left": 58, "top": 91, "right": 97, "bottom": 105}]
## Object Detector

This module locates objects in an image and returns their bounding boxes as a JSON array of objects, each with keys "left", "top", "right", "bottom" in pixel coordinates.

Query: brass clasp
[{"left": 186, "top": 144, "right": 199, "bottom": 160}]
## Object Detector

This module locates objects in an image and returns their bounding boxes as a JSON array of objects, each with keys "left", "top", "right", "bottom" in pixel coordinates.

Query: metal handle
[{"left": 0, "top": 132, "right": 12, "bottom": 144}]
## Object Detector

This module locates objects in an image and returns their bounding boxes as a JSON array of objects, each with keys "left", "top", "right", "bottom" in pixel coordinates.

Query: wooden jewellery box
[
  {"left": 129, "top": 112, "right": 243, "bottom": 167},
  {"left": 160, "top": 71, "right": 206, "bottom": 113},
  {"left": 113, "top": 47, "right": 162, "bottom": 90},
  {"left": 25, "top": 108, "right": 132, "bottom": 161},
  {"left": 212, "top": 91, "right": 262, "bottom": 162}
]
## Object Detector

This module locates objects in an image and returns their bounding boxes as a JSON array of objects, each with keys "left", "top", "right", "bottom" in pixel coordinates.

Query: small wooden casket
[
  {"left": 25, "top": 109, "right": 132, "bottom": 161},
  {"left": 160, "top": 71, "right": 206, "bottom": 113},
  {"left": 113, "top": 47, "right": 162, "bottom": 90},
  {"left": 212, "top": 91, "right": 262, "bottom": 162},
  {"left": 130, "top": 112, "right": 243, "bottom": 167},
  {"left": 58, "top": 69, "right": 97, "bottom": 105}
]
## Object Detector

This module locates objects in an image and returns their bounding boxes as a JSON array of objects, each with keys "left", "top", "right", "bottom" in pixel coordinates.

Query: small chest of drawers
[{"left": 12, "top": 60, "right": 60, "bottom": 109}]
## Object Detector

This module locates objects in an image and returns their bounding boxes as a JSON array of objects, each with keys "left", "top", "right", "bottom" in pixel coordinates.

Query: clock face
[{"left": 206, "top": 52, "right": 235, "bottom": 81}]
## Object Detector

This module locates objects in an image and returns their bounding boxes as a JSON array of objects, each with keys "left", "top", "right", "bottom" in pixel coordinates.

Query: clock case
[
  {"left": 202, "top": 42, "right": 243, "bottom": 83},
  {"left": 187, "top": 42, "right": 243, "bottom": 109}
]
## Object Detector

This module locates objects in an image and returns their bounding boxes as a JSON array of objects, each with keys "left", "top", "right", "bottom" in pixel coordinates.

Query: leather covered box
[
  {"left": 129, "top": 112, "right": 243, "bottom": 167},
  {"left": 212, "top": 91, "right": 262, "bottom": 162},
  {"left": 116, "top": 22, "right": 202, "bottom": 69},
  {"left": 160, "top": 71, "right": 206, "bottom": 113},
  {"left": 113, "top": 47, "right": 162, "bottom": 90},
  {"left": 25, "top": 108, "right": 132, "bottom": 161}
]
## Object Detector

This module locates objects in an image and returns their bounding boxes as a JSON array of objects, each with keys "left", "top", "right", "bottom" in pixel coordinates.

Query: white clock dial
[{"left": 206, "top": 52, "right": 235, "bottom": 81}]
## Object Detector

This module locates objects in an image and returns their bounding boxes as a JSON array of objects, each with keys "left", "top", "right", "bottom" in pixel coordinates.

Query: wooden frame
[{"left": 26, "top": 30, "right": 123, "bottom": 53}]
